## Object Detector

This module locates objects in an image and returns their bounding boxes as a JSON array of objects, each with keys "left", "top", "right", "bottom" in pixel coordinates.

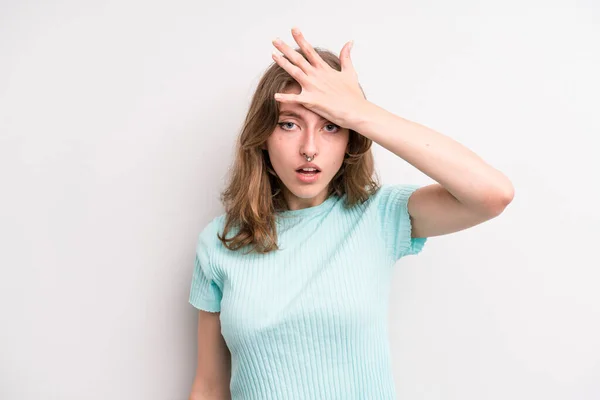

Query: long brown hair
[{"left": 218, "top": 46, "right": 381, "bottom": 254}]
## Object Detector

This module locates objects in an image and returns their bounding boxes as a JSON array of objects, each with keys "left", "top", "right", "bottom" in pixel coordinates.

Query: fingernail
[
  {"left": 273, "top": 37, "right": 281, "bottom": 44},
  {"left": 292, "top": 27, "right": 300, "bottom": 35}
]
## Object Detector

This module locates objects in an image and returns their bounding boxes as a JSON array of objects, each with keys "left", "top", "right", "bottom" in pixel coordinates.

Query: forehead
[
  {"left": 277, "top": 83, "right": 326, "bottom": 119},
  {"left": 278, "top": 105, "right": 327, "bottom": 121},
  {"left": 282, "top": 82, "right": 301, "bottom": 94}
]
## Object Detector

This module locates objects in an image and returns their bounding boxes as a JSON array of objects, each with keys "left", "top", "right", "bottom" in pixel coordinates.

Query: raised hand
[{"left": 271, "top": 27, "right": 367, "bottom": 129}]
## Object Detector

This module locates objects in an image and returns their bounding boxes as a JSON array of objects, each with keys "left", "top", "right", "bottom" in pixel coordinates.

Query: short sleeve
[
  {"left": 376, "top": 183, "right": 428, "bottom": 262},
  {"left": 188, "top": 221, "right": 222, "bottom": 312}
]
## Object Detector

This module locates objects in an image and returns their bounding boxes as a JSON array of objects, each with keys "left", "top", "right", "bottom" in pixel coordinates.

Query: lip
[
  {"left": 296, "top": 170, "right": 320, "bottom": 183},
  {"left": 296, "top": 162, "right": 321, "bottom": 172}
]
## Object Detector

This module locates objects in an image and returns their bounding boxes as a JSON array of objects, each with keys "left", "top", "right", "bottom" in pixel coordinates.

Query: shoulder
[
  {"left": 371, "top": 183, "right": 421, "bottom": 201},
  {"left": 369, "top": 183, "right": 428, "bottom": 261},
  {"left": 195, "top": 214, "right": 228, "bottom": 281},
  {"left": 332, "top": 184, "right": 416, "bottom": 215},
  {"left": 348, "top": 183, "right": 421, "bottom": 214},
  {"left": 197, "top": 213, "right": 227, "bottom": 248},
  {"left": 370, "top": 182, "right": 423, "bottom": 222}
]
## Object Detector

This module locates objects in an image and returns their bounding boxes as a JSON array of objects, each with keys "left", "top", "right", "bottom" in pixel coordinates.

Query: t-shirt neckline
[{"left": 277, "top": 194, "right": 339, "bottom": 219}]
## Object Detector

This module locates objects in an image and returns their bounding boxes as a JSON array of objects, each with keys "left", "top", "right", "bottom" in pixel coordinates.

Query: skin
[
  {"left": 262, "top": 82, "right": 350, "bottom": 211},
  {"left": 270, "top": 27, "right": 515, "bottom": 238},
  {"left": 189, "top": 311, "right": 230, "bottom": 400},
  {"left": 190, "top": 26, "right": 515, "bottom": 399}
]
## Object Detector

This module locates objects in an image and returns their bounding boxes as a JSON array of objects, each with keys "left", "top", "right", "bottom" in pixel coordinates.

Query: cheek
[
  {"left": 266, "top": 143, "right": 292, "bottom": 170},
  {"left": 269, "top": 135, "right": 296, "bottom": 157},
  {"left": 336, "top": 138, "right": 350, "bottom": 158}
]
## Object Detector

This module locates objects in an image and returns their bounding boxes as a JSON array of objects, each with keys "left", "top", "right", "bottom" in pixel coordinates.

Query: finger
[
  {"left": 291, "top": 27, "right": 326, "bottom": 68},
  {"left": 272, "top": 50, "right": 307, "bottom": 84},
  {"left": 340, "top": 40, "right": 356, "bottom": 76},
  {"left": 274, "top": 92, "right": 303, "bottom": 104},
  {"left": 273, "top": 37, "right": 313, "bottom": 74}
]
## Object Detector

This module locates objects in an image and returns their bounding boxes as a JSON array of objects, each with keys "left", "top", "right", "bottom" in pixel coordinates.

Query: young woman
[{"left": 188, "top": 27, "right": 514, "bottom": 400}]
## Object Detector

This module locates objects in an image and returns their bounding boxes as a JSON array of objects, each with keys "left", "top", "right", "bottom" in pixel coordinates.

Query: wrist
[{"left": 345, "top": 100, "right": 382, "bottom": 133}]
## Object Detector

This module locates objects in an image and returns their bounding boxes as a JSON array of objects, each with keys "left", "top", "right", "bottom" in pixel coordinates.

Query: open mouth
[
  {"left": 295, "top": 168, "right": 321, "bottom": 182},
  {"left": 296, "top": 168, "right": 321, "bottom": 175}
]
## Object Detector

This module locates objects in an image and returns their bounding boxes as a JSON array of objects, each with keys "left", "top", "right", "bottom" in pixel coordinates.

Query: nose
[{"left": 299, "top": 129, "right": 318, "bottom": 159}]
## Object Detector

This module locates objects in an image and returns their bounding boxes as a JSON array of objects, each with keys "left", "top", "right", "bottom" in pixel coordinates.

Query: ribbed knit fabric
[{"left": 189, "top": 183, "right": 428, "bottom": 399}]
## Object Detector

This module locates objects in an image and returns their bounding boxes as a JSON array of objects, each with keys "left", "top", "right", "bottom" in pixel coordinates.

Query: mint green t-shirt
[{"left": 189, "top": 183, "right": 427, "bottom": 399}]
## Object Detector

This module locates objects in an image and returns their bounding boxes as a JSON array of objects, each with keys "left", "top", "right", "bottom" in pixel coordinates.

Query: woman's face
[{"left": 263, "top": 83, "right": 350, "bottom": 210}]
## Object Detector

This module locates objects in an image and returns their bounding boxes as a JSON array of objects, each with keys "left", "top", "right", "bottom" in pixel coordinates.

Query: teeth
[{"left": 301, "top": 168, "right": 317, "bottom": 172}]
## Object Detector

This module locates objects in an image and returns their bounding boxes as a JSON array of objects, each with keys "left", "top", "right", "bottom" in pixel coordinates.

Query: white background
[{"left": 1, "top": 0, "right": 599, "bottom": 399}]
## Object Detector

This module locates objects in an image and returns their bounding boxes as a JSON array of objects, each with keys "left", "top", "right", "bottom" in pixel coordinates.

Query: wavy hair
[{"left": 218, "top": 46, "right": 381, "bottom": 254}]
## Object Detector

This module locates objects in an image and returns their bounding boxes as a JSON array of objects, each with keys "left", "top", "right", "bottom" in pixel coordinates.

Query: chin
[{"left": 288, "top": 182, "right": 329, "bottom": 197}]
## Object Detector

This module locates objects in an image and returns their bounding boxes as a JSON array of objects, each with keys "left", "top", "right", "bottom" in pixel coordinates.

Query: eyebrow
[{"left": 278, "top": 110, "right": 328, "bottom": 123}]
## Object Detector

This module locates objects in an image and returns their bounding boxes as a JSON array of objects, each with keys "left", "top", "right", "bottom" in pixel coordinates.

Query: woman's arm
[
  {"left": 349, "top": 101, "right": 514, "bottom": 238},
  {"left": 270, "top": 27, "right": 513, "bottom": 238},
  {"left": 189, "top": 310, "right": 231, "bottom": 400}
]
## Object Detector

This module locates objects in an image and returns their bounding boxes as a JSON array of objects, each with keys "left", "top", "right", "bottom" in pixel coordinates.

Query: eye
[
  {"left": 277, "top": 121, "right": 340, "bottom": 133},
  {"left": 277, "top": 122, "right": 296, "bottom": 131},
  {"left": 324, "top": 123, "right": 340, "bottom": 133}
]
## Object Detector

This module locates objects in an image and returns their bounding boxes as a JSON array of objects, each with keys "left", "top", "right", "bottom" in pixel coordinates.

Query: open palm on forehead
[{"left": 271, "top": 27, "right": 368, "bottom": 129}]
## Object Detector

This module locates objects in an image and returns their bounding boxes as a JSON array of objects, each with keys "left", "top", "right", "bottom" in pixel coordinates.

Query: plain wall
[{"left": 1, "top": 0, "right": 599, "bottom": 399}]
